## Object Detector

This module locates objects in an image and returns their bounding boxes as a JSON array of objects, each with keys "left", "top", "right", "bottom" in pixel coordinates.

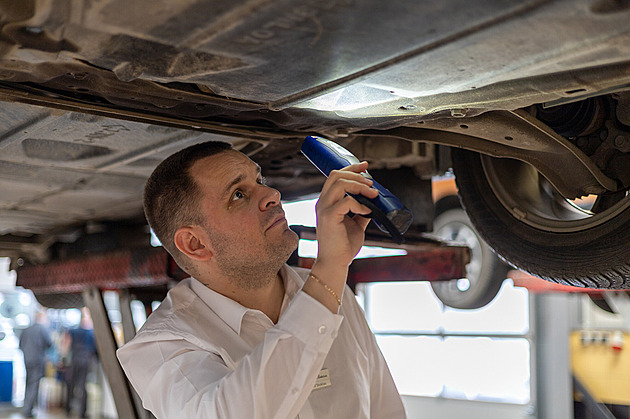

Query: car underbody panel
[{"left": 0, "top": 1, "right": 629, "bottom": 283}]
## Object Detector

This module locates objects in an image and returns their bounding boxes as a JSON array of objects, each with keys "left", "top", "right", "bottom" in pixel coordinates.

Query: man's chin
[
  {"left": 285, "top": 228, "right": 300, "bottom": 249},
  {"left": 277, "top": 228, "right": 300, "bottom": 260}
]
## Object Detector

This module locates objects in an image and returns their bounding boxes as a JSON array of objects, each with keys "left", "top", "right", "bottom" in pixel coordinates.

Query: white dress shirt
[{"left": 117, "top": 264, "right": 406, "bottom": 419}]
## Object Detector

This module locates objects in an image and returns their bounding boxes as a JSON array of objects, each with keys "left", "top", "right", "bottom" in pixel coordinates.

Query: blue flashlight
[{"left": 301, "top": 135, "right": 413, "bottom": 244}]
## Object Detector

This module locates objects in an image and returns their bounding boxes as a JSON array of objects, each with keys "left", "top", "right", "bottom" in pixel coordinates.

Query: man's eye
[
  {"left": 257, "top": 176, "right": 266, "bottom": 185},
  {"left": 232, "top": 190, "right": 245, "bottom": 200}
]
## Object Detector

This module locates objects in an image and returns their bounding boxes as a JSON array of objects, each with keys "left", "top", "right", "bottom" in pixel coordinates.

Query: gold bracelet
[{"left": 309, "top": 273, "right": 342, "bottom": 306}]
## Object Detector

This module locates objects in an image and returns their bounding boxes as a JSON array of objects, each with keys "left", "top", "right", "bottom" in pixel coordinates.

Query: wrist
[
  {"left": 302, "top": 263, "right": 348, "bottom": 314},
  {"left": 309, "top": 262, "right": 348, "bottom": 287},
  {"left": 309, "top": 272, "right": 342, "bottom": 306}
]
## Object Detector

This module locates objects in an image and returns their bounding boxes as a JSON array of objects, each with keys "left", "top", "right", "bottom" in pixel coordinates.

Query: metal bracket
[{"left": 358, "top": 109, "right": 617, "bottom": 199}]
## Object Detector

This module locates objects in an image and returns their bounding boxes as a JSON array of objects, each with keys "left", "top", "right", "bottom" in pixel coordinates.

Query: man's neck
[
  {"left": 202, "top": 269, "right": 286, "bottom": 324},
  {"left": 238, "top": 273, "right": 285, "bottom": 323}
]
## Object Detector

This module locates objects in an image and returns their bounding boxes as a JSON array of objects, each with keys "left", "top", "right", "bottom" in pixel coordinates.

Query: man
[
  {"left": 62, "top": 308, "right": 96, "bottom": 418},
  {"left": 117, "top": 141, "right": 406, "bottom": 418},
  {"left": 19, "top": 310, "right": 52, "bottom": 418}
]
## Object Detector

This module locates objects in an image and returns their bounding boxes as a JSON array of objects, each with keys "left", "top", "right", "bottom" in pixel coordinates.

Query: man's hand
[
  {"left": 303, "top": 161, "right": 379, "bottom": 312},
  {"left": 315, "top": 161, "right": 379, "bottom": 266}
]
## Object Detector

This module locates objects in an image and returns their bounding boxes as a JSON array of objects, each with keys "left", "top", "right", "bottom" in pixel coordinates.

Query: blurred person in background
[
  {"left": 19, "top": 309, "right": 52, "bottom": 418},
  {"left": 61, "top": 308, "right": 96, "bottom": 419}
]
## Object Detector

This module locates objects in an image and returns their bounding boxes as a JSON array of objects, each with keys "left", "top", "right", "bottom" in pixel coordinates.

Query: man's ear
[{"left": 174, "top": 226, "right": 213, "bottom": 261}]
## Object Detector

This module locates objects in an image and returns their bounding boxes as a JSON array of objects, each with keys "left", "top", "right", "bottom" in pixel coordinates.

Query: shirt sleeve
[{"left": 119, "top": 291, "right": 343, "bottom": 419}]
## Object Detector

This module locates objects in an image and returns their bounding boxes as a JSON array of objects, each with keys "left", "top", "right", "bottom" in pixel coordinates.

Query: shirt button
[
  {"left": 292, "top": 387, "right": 299, "bottom": 395},
  {"left": 318, "top": 325, "right": 327, "bottom": 335}
]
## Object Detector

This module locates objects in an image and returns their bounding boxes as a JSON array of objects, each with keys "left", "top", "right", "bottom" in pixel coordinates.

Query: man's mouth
[{"left": 266, "top": 211, "right": 287, "bottom": 231}]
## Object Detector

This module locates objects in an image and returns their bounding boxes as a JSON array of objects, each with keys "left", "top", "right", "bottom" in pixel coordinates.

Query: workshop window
[
  {"left": 284, "top": 198, "right": 531, "bottom": 404},
  {"left": 358, "top": 280, "right": 531, "bottom": 405}
]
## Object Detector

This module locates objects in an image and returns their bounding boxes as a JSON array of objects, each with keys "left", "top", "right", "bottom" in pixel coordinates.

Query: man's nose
[{"left": 260, "top": 185, "right": 281, "bottom": 210}]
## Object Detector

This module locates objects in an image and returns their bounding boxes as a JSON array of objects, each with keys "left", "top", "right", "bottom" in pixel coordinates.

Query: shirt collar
[{"left": 189, "top": 264, "right": 305, "bottom": 336}]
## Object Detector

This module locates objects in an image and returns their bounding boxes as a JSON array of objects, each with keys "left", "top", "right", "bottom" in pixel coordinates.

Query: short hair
[{"left": 143, "top": 141, "right": 233, "bottom": 268}]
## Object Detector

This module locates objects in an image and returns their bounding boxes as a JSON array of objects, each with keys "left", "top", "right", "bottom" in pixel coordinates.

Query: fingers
[
  {"left": 316, "top": 195, "right": 370, "bottom": 227},
  {"left": 319, "top": 181, "right": 377, "bottom": 214},
  {"left": 319, "top": 161, "right": 371, "bottom": 195},
  {"left": 318, "top": 164, "right": 378, "bottom": 214},
  {"left": 315, "top": 162, "right": 377, "bottom": 267}
]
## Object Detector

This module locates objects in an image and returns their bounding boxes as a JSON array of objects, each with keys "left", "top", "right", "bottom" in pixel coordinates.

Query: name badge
[{"left": 313, "top": 368, "right": 332, "bottom": 390}]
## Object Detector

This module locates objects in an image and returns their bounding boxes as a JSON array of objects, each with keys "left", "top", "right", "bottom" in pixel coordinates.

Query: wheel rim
[
  {"left": 481, "top": 155, "right": 630, "bottom": 233},
  {"left": 433, "top": 220, "right": 483, "bottom": 294}
]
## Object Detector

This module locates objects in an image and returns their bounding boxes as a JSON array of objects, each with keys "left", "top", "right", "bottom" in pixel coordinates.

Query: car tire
[
  {"left": 430, "top": 207, "right": 509, "bottom": 309},
  {"left": 450, "top": 148, "right": 630, "bottom": 289}
]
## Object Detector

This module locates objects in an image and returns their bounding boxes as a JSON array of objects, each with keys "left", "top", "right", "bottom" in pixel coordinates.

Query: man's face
[{"left": 189, "top": 150, "right": 299, "bottom": 288}]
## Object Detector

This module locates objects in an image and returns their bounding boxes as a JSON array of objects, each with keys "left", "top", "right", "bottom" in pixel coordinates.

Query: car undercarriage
[{"left": 1, "top": 0, "right": 630, "bottom": 295}]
